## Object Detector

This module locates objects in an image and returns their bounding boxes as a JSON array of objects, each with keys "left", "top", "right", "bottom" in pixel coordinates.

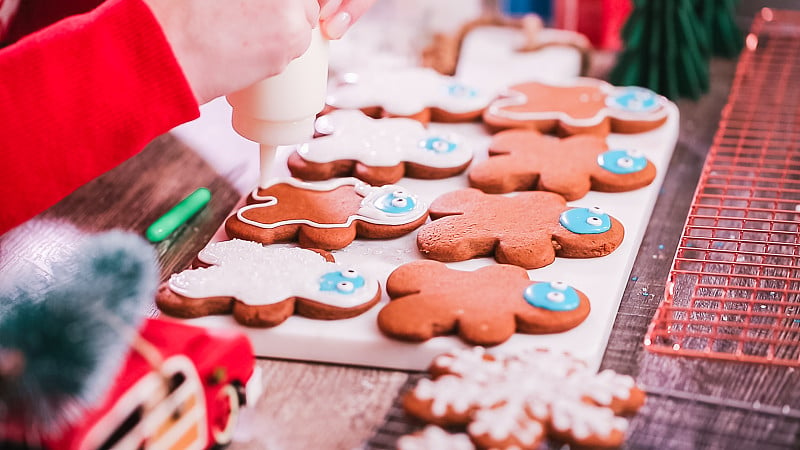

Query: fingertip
[{"left": 321, "top": 11, "right": 351, "bottom": 40}]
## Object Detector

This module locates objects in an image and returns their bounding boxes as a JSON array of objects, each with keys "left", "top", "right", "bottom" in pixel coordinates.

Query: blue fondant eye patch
[
  {"left": 606, "top": 87, "right": 659, "bottom": 113},
  {"left": 523, "top": 281, "right": 580, "bottom": 312},
  {"left": 420, "top": 136, "right": 457, "bottom": 154},
  {"left": 446, "top": 83, "right": 478, "bottom": 98},
  {"left": 319, "top": 269, "right": 366, "bottom": 295},
  {"left": 559, "top": 206, "right": 611, "bottom": 234},
  {"left": 374, "top": 190, "right": 417, "bottom": 214},
  {"left": 597, "top": 149, "right": 647, "bottom": 174}
]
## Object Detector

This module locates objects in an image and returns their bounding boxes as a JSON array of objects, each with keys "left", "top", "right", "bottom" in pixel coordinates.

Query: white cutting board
[{"left": 182, "top": 102, "right": 679, "bottom": 372}]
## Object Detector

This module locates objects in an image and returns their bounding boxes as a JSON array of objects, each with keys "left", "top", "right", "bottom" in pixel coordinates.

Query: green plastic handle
[{"left": 146, "top": 187, "right": 212, "bottom": 243}]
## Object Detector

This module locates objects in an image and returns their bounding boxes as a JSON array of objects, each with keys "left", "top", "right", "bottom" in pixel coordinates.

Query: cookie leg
[
  {"left": 456, "top": 311, "right": 517, "bottom": 346},
  {"left": 297, "top": 225, "right": 358, "bottom": 250},
  {"left": 495, "top": 239, "right": 556, "bottom": 269}
]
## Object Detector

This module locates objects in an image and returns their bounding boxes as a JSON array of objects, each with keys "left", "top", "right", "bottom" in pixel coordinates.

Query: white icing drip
[
  {"left": 326, "top": 67, "right": 496, "bottom": 116},
  {"left": 486, "top": 77, "right": 668, "bottom": 127},
  {"left": 409, "top": 347, "right": 640, "bottom": 444},
  {"left": 297, "top": 110, "right": 472, "bottom": 168},
  {"left": 397, "top": 426, "right": 475, "bottom": 450},
  {"left": 168, "top": 240, "right": 379, "bottom": 308},
  {"left": 237, "top": 177, "right": 427, "bottom": 229}
]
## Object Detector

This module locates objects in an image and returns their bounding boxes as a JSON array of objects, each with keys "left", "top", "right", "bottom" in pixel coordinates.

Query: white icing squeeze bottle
[{"left": 227, "top": 28, "right": 329, "bottom": 188}]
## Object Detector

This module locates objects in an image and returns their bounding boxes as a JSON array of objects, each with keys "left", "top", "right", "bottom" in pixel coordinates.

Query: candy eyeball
[
  {"left": 597, "top": 149, "right": 648, "bottom": 174},
  {"left": 374, "top": 189, "right": 418, "bottom": 215},
  {"left": 446, "top": 83, "right": 478, "bottom": 98},
  {"left": 559, "top": 207, "right": 612, "bottom": 235},
  {"left": 319, "top": 270, "right": 366, "bottom": 295},
  {"left": 606, "top": 86, "right": 660, "bottom": 113},
  {"left": 523, "top": 281, "right": 580, "bottom": 312},
  {"left": 420, "top": 137, "right": 457, "bottom": 154}
]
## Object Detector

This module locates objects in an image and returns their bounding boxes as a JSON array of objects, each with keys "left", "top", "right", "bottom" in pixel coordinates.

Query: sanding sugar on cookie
[
  {"left": 416, "top": 188, "right": 624, "bottom": 269},
  {"left": 156, "top": 240, "right": 381, "bottom": 327},
  {"left": 402, "top": 346, "right": 646, "bottom": 449},
  {"left": 483, "top": 78, "right": 669, "bottom": 136},
  {"left": 469, "top": 128, "right": 656, "bottom": 200},
  {"left": 326, "top": 67, "right": 496, "bottom": 124},
  {"left": 288, "top": 110, "right": 473, "bottom": 186},
  {"left": 378, "top": 260, "right": 590, "bottom": 346},
  {"left": 225, "top": 177, "right": 429, "bottom": 250}
]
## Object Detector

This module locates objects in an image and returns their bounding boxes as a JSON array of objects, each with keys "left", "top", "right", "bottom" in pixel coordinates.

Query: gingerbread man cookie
[
  {"left": 326, "top": 67, "right": 495, "bottom": 124},
  {"left": 402, "top": 347, "right": 646, "bottom": 449},
  {"left": 483, "top": 78, "right": 669, "bottom": 136},
  {"left": 287, "top": 110, "right": 473, "bottom": 186},
  {"left": 416, "top": 189, "right": 624, "bottom": 269},
  {"left": 377, "top": 260, "right": 590, "bottom": 346},
  {"left": 156, "top": 240, "right": 381, "bottom": 327},
  {"left": 468, "top": 129, "right": 656, "bottom": 199},
  {"left": 225, "top": 178, "right": 428, "bottom": 250}
]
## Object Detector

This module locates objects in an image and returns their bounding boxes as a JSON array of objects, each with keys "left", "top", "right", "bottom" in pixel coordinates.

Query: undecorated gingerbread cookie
[
  {"left": 378, "top": 260, "right": 590, "bottom": 346},
  {"left": 326, "top": 67, "right": 495, "bottom": 124},
  {"left": 468, "top": 129, "right": 656, "bottom": 199},
  {"left": 402, "top": 347, "right": 646, "bottom": 449},
  {"left": 225, "top": 178, "right": 429, "bottom": 250},
  {"left": 416, "top": 189, "right": 624, "bottom": 269},
  {"left": 287, "top": 110, "right": 473, "bottom": 186},
  {"left": 483, "top": 78, "right": 669, "bottom": 136},
  {"left": 156, "top": 240, "right": 381, "bottom": 327}
]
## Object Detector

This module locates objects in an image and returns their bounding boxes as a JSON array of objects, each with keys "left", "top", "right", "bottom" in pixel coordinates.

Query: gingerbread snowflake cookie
[
  {"left": 378, "top": 260, "right": 590, "bottom": 346},
  {"left": 326, "top": 67, "right": 495, "bottom": 124},
  {"left": 397, "top": 425, "right": 475, "bottom": 450},
  {"left": 483, "top": 78, "right": 669, "bottom": 136},
  {"left": 469, "top": 129, "right": 656, "bottom": 199},
  {"left": 416, "top": 189, "right": 624, "bottom": 269},
  {"left": 402, "top": 347, "right": 646, "bottom": 449},
  {"left": 156, "top": 240, "right": 381, "bottom": 327},
  {"left": 287, "top": 110, "right": 473, "bottom": 186},
  {"left": 225, "top": 178, "right": 428, "bottom": 250}
]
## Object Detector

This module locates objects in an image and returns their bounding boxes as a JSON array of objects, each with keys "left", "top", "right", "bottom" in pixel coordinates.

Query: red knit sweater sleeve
[{"left": 0, "top": 0, "right": 200, "bottom": 235}]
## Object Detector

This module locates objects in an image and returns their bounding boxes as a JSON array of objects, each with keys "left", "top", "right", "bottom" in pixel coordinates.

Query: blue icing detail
[
  {"left": 607, "top": 87, "right": 660, "bottom": 113},
  {"left": 523, "top": 281, "right": 580, "bottom": 312},
  {"left": 446, "top": 83, "right": 478, "bottom": 98},
  {"left": 597, "top": 149, "right": 647, "bottom": 174},
  {"left": 559, "top": 207, "right": 611, "bottom": 235},
  {"left": 319, "top": 269, "right": 365, "bottom": 295},
  {"left": 374, "top": 190, "right": 417, "bottom": 214},
  {"left": 420, "top": 136, "right": 457, "bottom": 154}
]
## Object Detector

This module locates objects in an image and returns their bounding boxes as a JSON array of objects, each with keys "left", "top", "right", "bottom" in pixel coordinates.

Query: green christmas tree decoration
[
  {"left": 0, "top": 230, "right": 157, "bottom": 432},
  {"left": 610, "top": 0, "right": 710, "bottom": 100},
  {"left": 695, "top": 0, "right": 743, "bottom": 58}
]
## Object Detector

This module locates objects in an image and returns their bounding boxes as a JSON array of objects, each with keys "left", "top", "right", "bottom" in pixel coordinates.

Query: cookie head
[
  {"left": 225, "top": 178, "right": 429, "bottom": 249},
  {"left": 156, "top": 240, "right": 381, "bottom": 327},
  {"left": 482, "top": 78, "right": 669, "bottom": 136},
  {"left": 326, "top": 67, "right": 494, "bottom": 123},
  {"left": 378, "top": 261, "right": 590, "bottom": 346},
  {"left": 288, "top": 110, "right": 473, "bottom": 185},
  {"left": 469, "top": 129, "right": 656, "bottom": 199}
]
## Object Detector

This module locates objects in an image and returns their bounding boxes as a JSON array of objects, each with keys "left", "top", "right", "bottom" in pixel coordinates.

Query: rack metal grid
[{"left": 645, "top": 8, "right": 800, "bottom": 366}]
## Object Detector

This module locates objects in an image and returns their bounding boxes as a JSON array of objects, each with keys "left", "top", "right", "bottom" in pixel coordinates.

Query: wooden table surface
[{"left": 4, "top": 12, "right": 800, "bottom": 450}]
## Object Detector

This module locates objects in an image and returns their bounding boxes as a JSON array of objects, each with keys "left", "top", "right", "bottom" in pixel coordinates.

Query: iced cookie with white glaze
[
  {"left": 397, "top": 425, "right": 475, "bottom": 450},
  {"left": 402, "top": 347, "right": 646, "bottom": 449},
  {"left": 326, "top": 67, "right": 495, "bottom": 124},
  {"left": 469, "top": 128, "right": 656, "bottom": 199},
  {"left": 287, "top": 110, "right": 473, "bottom": 186},
  {"left": 417, "top": 189, "right": 624, "bottom": 269},
  {"left": 483, "top": 78, "right": 669, "bottom": 136},
  {"left": 225, "top": 178, "right": 429, "bottom": 250},
  {"left": 156, "top": 240, "right": 381, "bottom": 327},
  {"left": 378, "top": 260, "right": 590, "bottom": 346}
]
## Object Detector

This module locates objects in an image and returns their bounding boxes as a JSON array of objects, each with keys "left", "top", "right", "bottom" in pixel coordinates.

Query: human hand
[
  {"left": 144, "top": 0, "right": 320, "bottom": 104},
  {"left": 318, "top": 0, "right": 377, "bottom": 39}
]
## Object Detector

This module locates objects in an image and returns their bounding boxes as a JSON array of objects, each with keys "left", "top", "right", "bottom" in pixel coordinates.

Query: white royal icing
[
  {"left": 397, "top": 425, "right": 475, "bottom": 450},
  {"left": 409, "top": 348, "right": 639, "bottom": 443},
  {"left": 237, "top": 177, "right": 428, "bottom": 229},
  {"left": 168, "top": 240, "right": 379, "bottom": 308},
  {"left": 326, "top": 67, "right": 496, "bottom": 116},
  {"left": 297, "top": 110, "right": 473, "bottom": 169},
  {"left": 486, "top": 77, "right": 668, "bottom": 128}
]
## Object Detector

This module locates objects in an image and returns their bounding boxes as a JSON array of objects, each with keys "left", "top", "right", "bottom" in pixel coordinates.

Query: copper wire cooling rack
[{"left": 645, "top": 8, "right": 800, "bottom": 366}]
